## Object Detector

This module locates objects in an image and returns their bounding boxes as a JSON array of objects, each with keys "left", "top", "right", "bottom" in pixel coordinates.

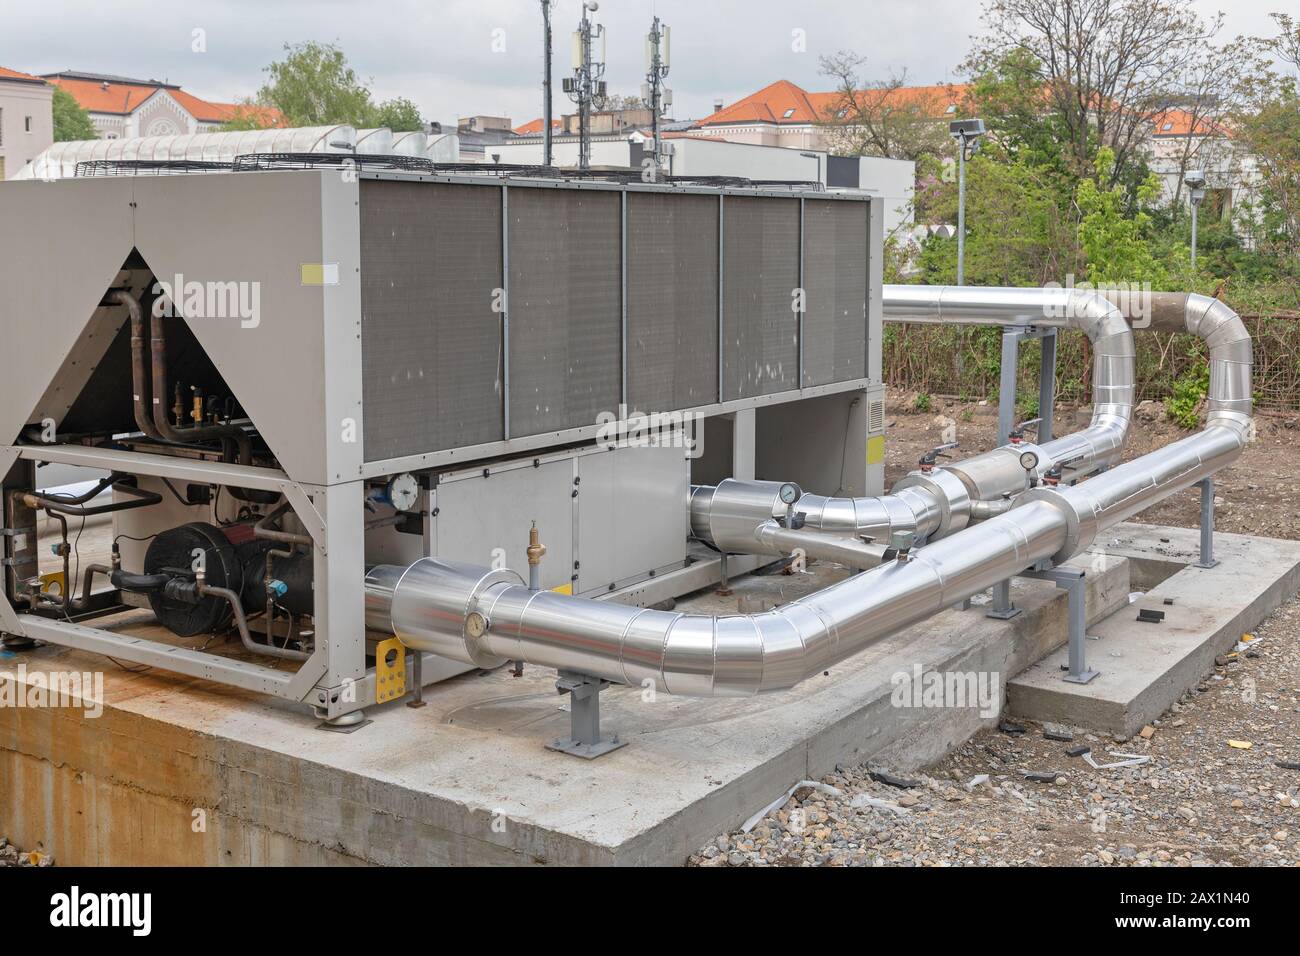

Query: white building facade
[{"left": 0, "top": 67, "right": 54, "bottom": 180}]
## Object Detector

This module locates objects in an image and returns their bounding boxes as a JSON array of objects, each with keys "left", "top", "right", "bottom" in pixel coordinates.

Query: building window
[
  {"left": 25, "top": 115, "right": 32, "bottom": 133},
  {"left": 782, "top": 108, "right": 796, "bottom": 119}
]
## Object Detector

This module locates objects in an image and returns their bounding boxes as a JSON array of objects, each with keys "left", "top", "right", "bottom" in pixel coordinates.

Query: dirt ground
[{"left": 691, "top": 389, "right": 1300, "bottom": 867}]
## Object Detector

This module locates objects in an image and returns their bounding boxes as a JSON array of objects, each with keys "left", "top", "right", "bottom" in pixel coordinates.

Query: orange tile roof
[
  {"left": 1149, "top": 107, "right": 1222, "bottom": 137},
  {"left": 0, "top": 66, "right": 46, "bottom": 83},
  {"left": 169, "top": 88, "right": 284, "bottom": 126},
  {"left": 47, "top": 74, "right": 283, "bottom": 127},
  {"left": 49, "top": 75, "right": 159, "bottom": 114},
  {"left": 701, "top": 80, "right": 971, "bottom": 126},
  {"left": 513, "top": 117, "right": 561, "bottom": 135}
]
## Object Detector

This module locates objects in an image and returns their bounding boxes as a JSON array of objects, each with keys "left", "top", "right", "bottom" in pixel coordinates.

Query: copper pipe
[
  {"left": 148, "top": 307, "right": 251, "bottom": 450},
  {"left": 115, "top": 290, "right": 164, "bottom": 441}
]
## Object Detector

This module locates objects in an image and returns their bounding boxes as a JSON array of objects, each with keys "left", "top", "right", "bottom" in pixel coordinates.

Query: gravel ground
[
  {"left": 690, "top": 390, "right": 1300, "bottom": 867},
  {"left": 0, "top": 837, "right": 53, "bottom": 867}
]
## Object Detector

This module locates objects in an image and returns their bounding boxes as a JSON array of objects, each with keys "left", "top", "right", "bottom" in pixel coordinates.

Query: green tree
[
  {"left": 970, "top": 0, "right": 1224, "bottom": 189},
  {"left": 241, "top": 42, "right": 426, "bottom": 132},
  {"left": 966, "top": 49, "right": 1076, "bottom": 203},
  {"left": 917, "top": 153, "right": 1078, "bottom": 286},
  {"left": 1231, "top": 14, "right": 1300, "bottom": 275},
  {"left": 51, "top": 86, "right": 97, "bottom": 141},
  {"left": 370, "top": 96, "right": 424, "bottom": 132},
  {"left": 254, "top": 41, "right": 378, "bottom": 127},
  {"left": 1076, "top": 147, "right": 1173, "bottom": 285}
]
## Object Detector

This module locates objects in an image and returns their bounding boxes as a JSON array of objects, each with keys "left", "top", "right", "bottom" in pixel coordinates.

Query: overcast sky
[{"left": 2, "top": 0, "right": 1288, "bottom": 125}]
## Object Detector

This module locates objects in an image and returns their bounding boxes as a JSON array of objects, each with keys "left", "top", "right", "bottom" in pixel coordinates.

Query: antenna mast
[
  {"left": 643, "top": 17, "right": 671, "bottom": 179},
  {"left": 564, "top": 1, "right": 606, "bottom": 171}
]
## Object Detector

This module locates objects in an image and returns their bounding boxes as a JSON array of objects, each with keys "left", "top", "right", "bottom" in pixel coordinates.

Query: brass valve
[{"left": 526, "top": 521, "right": 547, "bottom": 567}]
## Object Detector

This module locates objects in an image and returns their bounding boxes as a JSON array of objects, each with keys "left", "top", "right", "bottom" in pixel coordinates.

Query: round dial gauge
[
  {"left": 1019, "top": 450, "right": 1040, "bottom": 471},
  {"left": 466, "top": 611, "right": 489, "bottom": 639},
  {"left": 778, "top": 482, "right": 800, "bottom": 505},
  {"left": 386, "top": 473, "right": 420, "bottom": 512}
]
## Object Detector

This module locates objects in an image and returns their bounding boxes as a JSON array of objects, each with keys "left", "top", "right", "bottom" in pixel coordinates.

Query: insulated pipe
[
  {"left": 882, "top": 284, "right": 1136, "bottom": 487},
  {"left": 366, "top": 293, "right": 1248, "bottom": 698},
  {"left": 690, "top": 475, "right": 961, "bottom": 548},
  {"left": 366, "top": 497, "right": 1066, "bottom": 696},
  {"left": 692, "top": 286, "right": 1134, "bottom": 549},
  {"left": 1022, "top": 292, "right": 1252, "bottom": 563},
  {"left": 752, "top": 520, "right": 893, "bottom": 570}
]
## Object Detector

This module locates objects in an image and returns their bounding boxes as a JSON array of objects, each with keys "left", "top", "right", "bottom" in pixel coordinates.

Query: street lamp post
[
  {"left": 1185, "top": 169, "right": 1206, "bottom": 271},
  {"left": 541, "top": 0, "right": 553, "bottom": 168},
  {"left": 949, "top": 118, "right": 985, "bottom": 286}
]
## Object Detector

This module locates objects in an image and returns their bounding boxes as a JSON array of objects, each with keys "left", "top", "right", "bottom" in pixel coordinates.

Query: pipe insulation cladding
[
  {"left": 366, "top": 291, "right": 1250, "bottom": 697},
  {"left": 691, "top": 284, "right": 1136, "bottom": 552}
]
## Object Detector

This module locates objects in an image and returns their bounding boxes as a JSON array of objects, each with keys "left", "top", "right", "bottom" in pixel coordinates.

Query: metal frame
[
  {"left": 1195, "top": 477, "right": 1218, "bottom": 569},
  {"left": 546, "top": 670, "right": 627, "bottom": 758},
  {"left": 1022, "top": 566, "right": 1099, "bottom": 684},
  {"left": 798, "top": 195, "right": 806, "bottom": 388},
  {"left": 501, "top": 182, "right": 512, "bottom": 440},
  {"left": 988, "top": 324, "right": 1058, "bottom": 620},
  {"left": 0, "top": 445, "right": 370, "bottom": 716}
]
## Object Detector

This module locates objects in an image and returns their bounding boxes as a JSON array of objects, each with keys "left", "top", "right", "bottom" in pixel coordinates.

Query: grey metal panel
[
  {"left": 431, "top": 459, "right": 575, "bottom": 590},
  {"left": 802, "top": 199, "right": 868, "bottom": 386},
  {"left": 0, "top": 177, "right": 137, "bottom": 448},
  {"left": 625, "top": 192, "right": 719, "bottom": 411},
  {"left": 359, "top": 180, "right": 504, "bottom": 462},
  {"left": 575, "top": 443, "right": 688, "bottom": 595},
  {"left": 508, "top": 187, "right": 622, "bottom": 434},
  {"left": 722, "top": 196, "right": 800, "bottom": 400}
]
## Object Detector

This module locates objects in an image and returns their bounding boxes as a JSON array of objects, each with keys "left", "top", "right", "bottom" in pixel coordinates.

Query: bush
[
  {"left": 1165, "top": 360, "right": 1209, "bottom": 429},
  {"left": 913, "top": 392, "right": 933, "bottom": 412}
]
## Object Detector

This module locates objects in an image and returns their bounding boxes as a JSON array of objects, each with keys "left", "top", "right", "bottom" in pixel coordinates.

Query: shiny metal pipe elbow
[{"left": 1018, "top": 294, "right": 1251, "bottom": 563}]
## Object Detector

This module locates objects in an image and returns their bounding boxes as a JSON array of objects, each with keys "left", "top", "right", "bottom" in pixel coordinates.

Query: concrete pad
[
  {"left": 0, "top": 552, "right": 1129, "bottom": 866},
  {"left": 1008, "top": 522, "right": 1300, "bottom": 737}
]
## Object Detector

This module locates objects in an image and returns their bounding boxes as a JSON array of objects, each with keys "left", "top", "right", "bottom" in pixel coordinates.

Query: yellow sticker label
[
  {"left": 300, "top": 262, "right": 340, "bottom": 286},
  {"left": 552, "top": 582, "right": 573, "bottom": 595},
  {"left": 866, "top": 435, "right": 886, "bottom": 466}
]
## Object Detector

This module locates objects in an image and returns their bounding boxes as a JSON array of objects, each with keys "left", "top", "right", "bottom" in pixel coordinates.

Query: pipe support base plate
[{"left": 546, "top": 736, "right": 628, "bottom": 759}]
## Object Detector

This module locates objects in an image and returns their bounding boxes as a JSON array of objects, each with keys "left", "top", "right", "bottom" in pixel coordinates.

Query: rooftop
[
  {"left": 0, "top": 66, "right": 48, "bottom": 85},
  {"left": 699, "top": 79, "right": 972, "bottom": 126},
  {"left": 38, "top": 69, "right": 283, "bottom": 126}
]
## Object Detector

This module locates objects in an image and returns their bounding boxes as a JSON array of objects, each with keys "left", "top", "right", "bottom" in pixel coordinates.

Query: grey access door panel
[
  {"left": 802, "top": 200, "right": 868, "bottom": 386},
  {"left": 626, "top": 192, "right": 720, "bottom": 411},
  {"left": 359, "top": 180, "right": 504, "bottom": 461},
  {"left": 722, "top": 196, "right": 800, "bottom": 400},
  {"left": 430, "top": 459, "right": 575, "bottom": 591},
  {"left": 507, "top": 187, "right": 622, "bottom": 435},
  {"left": 574, "top": 443, "right": 689, "bottom": 596}
]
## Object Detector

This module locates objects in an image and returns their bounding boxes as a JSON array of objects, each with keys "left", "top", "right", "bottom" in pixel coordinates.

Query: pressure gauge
[
  {"left": 1019, "top": 450, "right": 1040, "bottom": 472},
  {"left": 778, "top": 482, "right": 801, "bottom": 506},
  {"left": 466, "top": 611, "right": 489, "bottom": 639},
  {"left": 385, "top": 473, "right": 420, "bottom": 512}
]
